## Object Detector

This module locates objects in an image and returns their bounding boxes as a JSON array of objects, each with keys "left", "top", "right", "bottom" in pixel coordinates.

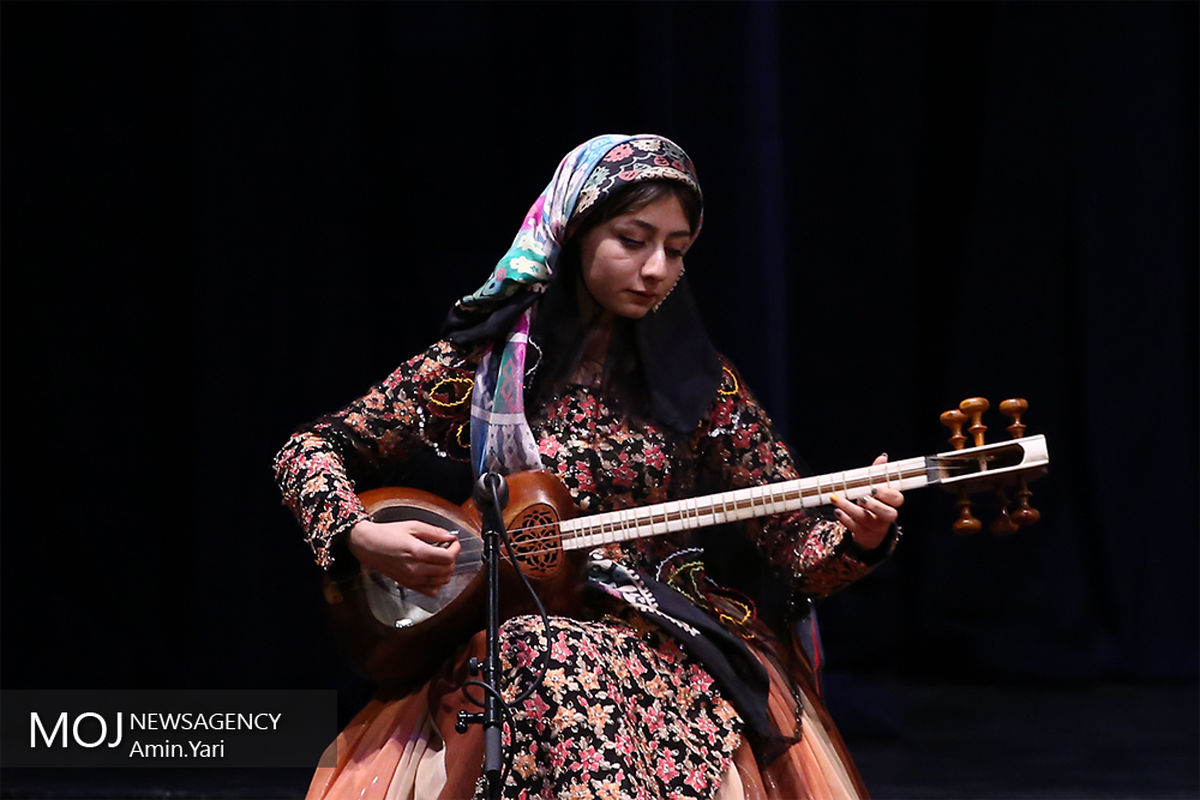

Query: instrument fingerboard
[{"left": 560, "top": 456, "right": 930, "bottom": 551}]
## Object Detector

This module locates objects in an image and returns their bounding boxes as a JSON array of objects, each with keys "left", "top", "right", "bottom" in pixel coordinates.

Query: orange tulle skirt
[{"left": 306, "top": 623, "right": 869, "bottom": 800}]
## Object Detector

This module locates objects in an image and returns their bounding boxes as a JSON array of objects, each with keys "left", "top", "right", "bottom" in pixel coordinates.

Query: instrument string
[{"left": 484, "top": 461, "right": 963, "bottom": 560}]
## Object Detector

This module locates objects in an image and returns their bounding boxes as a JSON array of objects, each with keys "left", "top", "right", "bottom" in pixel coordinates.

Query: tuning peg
[
  {"left": 990, "top": 489, "right": 1020, "bottom": 534},
  {"left": 999, "top": 398, "right": 1029, "bottom": 439},
  {"left": 953, "top": 492, "right": 981, "bottom": 534},
  {"left": 942, "top": 405, "right": 979, "bottom": 534},
  {"left": 1000, "top": 398, "right": 1041, "bottom": 527},
  {"left": 959, "top": 397, "right": 990, "bottom": 446},
  {"left": 939, "top": 409, "right": 968, "bottom": 450},
  {"left": 1012, "top": 477, "right": 1040, "bottom": 526}
]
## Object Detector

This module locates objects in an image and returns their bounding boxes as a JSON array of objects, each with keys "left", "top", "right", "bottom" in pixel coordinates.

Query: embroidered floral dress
[{"left": 274, "top": 339, "right": 893, "bottom": 800}]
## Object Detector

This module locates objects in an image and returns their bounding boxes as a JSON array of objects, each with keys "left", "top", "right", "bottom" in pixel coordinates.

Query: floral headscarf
[{"left": 447, "top": 134, "right": 710, "bottom": 476}]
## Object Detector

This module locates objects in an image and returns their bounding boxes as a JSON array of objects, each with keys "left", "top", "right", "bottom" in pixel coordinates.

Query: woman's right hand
[{"left": 347, "top": 519, "right": 462, "bottom": 597}]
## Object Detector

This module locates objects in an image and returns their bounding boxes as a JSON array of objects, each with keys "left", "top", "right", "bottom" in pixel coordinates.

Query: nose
[{"left": 641, "top": 246, "right": 669, "bottom": 282}]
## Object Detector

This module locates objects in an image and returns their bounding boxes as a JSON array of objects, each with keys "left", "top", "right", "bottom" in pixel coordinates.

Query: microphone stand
[{"left": 456, "top": 471, "right": 508, "bottom": 799}]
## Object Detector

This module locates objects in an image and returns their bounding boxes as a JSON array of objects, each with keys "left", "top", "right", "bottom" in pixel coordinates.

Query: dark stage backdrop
[{"left": 2, "top": 0, "right": 1196, "bottom": 789}]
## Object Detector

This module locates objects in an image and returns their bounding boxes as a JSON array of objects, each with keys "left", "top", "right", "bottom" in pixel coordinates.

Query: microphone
[
  {"left": 474, "top": 471, "right": 510, "bottom": 514},
  {"left": 470, "top": 469, "right": 509, "bottom": 795}
]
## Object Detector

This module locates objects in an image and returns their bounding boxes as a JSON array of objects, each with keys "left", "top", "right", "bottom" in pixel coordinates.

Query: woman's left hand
[{"left": 831, "top": 453, "right": 904, "bottom": 551}]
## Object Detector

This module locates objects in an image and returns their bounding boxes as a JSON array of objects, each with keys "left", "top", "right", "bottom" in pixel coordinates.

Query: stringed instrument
[{"left": 323, "top": 397, "right": 1049, "bottom": 689}]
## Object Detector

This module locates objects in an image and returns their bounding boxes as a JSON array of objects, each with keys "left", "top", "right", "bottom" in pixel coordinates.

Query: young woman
[{"left": 274, "top": 133, "right": 903, "bottom": 800}]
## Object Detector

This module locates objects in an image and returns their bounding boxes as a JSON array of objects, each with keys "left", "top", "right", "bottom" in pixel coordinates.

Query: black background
[{"left": 3, "top": 1, "right": 1196, "bottom": 796}]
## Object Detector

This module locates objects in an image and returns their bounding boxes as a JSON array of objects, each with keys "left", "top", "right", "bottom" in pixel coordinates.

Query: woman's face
[{"left": 578, "top": 193, "right": 693, "bottom": 320}]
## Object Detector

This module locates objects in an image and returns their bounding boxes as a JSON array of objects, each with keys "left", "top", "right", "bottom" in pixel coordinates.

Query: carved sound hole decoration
[{"left": 509, "top": 504, "right": 561, "bottom": 577}]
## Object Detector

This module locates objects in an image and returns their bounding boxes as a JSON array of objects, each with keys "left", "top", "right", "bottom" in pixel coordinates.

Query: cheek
[{"left": 582, "top": 243, "right": 636, "bottom": 290}]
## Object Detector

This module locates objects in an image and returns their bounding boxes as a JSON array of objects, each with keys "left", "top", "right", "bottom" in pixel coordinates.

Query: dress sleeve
[
  {"left": 271, "top": 339, "right": 476, "bottom": 569},
  {"left": 693, "top": 358, "right": 898, "bottom": 599}
]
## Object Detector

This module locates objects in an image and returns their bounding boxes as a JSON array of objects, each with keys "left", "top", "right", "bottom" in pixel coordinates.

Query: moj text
[{"left": 29, "top": 711, "right": 282, "bottom": 750}]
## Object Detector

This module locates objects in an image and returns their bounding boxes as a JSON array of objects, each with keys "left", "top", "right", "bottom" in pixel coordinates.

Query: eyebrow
[{"left": 626, "top": 218, "right": 693, "bottom": 239}]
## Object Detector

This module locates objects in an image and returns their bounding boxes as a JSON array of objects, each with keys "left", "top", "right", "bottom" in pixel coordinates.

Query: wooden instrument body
[{"left": 322, "top": 471, "right": 586, "bottom": 691}]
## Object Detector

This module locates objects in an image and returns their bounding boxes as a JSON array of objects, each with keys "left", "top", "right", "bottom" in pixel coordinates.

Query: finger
[
  {"left": 833, "top": 507, "right": 855, "bottom": 530},
  {"left": 833, "top": 507, "right": 876, "bottom": 538},
  {"left": 408, "top": 522, "right": 459, "bottom": 543},
  {"left": 411, "top": 537, "right": 461, "bottom": 565},
  {"left": 406, "top": 550, "right": 460, "bottom": 575},
  {"left": 853, "top": 495, "right": 892, "bottom": 523},
  {"left": 857, "top": 495, "right": 899, "bottom": 523},
  {"left": 871, "top": 452, "right": 889, "bottom": 466},
  {"left": 402, "top": 561, "right": 446, "bottom": 579},
  {"left": 422, "top": 572, "right": 456, "bottom": 595},
  {"left": 415, "top": 573, "right": 448, "bottom": 592},
  {"left": 870, "top": 487, "right": 905, "bottom": 508},
  {"left": 830, "top": 494, "right": 868, "bottom": 526},
  {"left": 408, "top": 550, "right": 456, "bottom": 571}
]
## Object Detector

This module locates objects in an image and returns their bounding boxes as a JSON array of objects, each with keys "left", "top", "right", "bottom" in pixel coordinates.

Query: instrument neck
[
  {"left": 556, "top": 433, "right": 1048, "bottom": 551},
  {"left": 558, "top": 456, "right": 929, "bottom": 551}
]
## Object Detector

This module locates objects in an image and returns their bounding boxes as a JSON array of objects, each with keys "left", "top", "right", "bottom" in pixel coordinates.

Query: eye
[
  {"left": 666, "top": 248, "right": 686, "bottom": 260},
  {"left": 619, "top": 236, "right": 645, "bottom": 249}
]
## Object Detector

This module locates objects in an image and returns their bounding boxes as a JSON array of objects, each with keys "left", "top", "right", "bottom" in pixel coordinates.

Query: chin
[
  {"left": 616, "top": 295, "right": 658, "bottom": 319},
  {"left": 617, "top": 305, "right": 653, "bottom": 320}
]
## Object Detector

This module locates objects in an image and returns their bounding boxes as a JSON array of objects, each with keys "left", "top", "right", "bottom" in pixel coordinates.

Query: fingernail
[
  {"left": 871, "top": 488, "right": 878, "bottom": 496},
  {"left": 830, "top": 494, "right": 840, "bottom": 503},
  {"left": 881, "top": 452, "right": 888, "bottom": 459}
]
